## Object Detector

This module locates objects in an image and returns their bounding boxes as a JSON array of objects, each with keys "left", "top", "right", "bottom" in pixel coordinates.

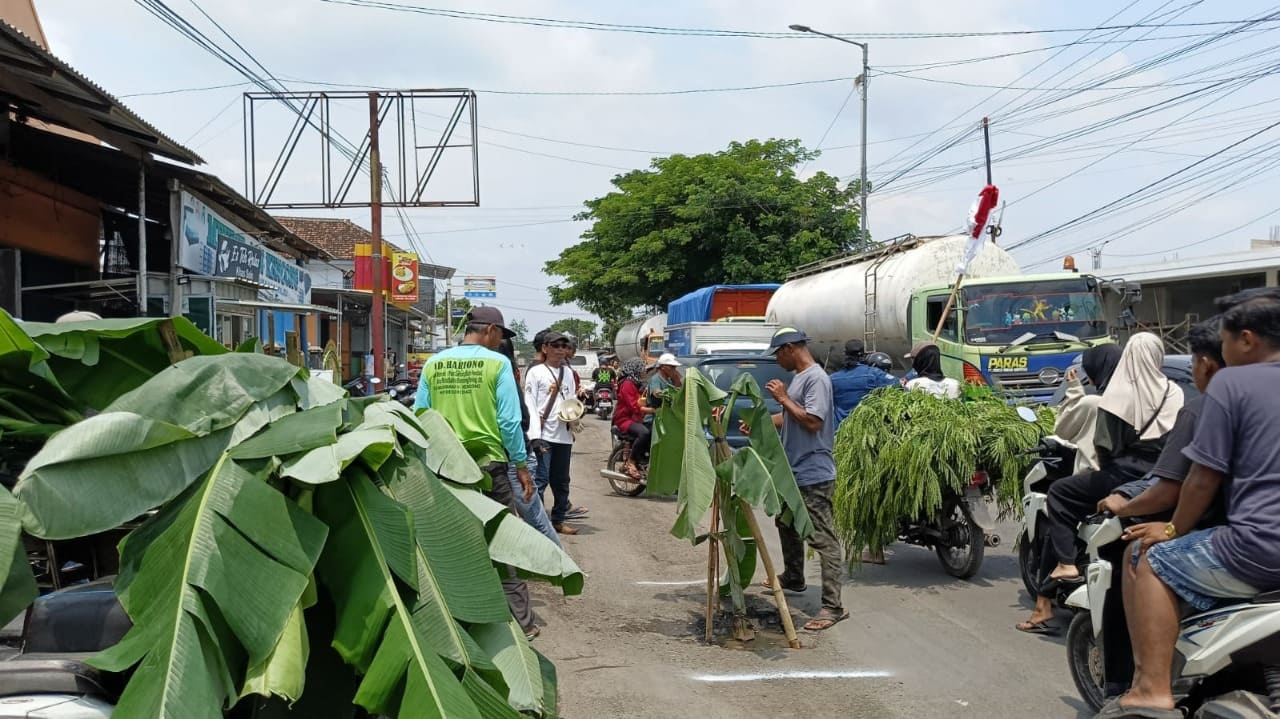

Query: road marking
[
  {"left": 690, "top": 670, "right": 892, "bottom": 683},
  {"left": 635, "top": 580, "right": 706, "bottom": 586}
]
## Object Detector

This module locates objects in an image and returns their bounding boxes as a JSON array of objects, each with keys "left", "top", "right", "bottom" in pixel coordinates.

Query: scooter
[
  {"left": 342, "top": 375, "right": 381, "bottom": 397},
  {"left": 1065, "top": 515, "right": 1280, "bottom": 716},
  {"left": 1016, "top": 436, "right": 1079, "bottom": 598},
  {"left": 599, "top": 426, "right": 646, "bottom": 497},
  {"left": 387, "top": 378, "right": 416, "bottom": 408},
  {"left": 593, "top": 385, "right": 614, "bottom": 420}
]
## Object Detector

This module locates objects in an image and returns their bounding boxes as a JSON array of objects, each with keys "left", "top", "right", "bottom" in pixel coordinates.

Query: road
[{"left": 529, "top": 419, "right": 1096, "bottom": 719}]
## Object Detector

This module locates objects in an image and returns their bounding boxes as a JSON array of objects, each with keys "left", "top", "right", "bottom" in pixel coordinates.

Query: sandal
[
  {"left": 1093, "top": 696, "right": 1184, "bottom": 718},
  {"left": 803, "top": 608, "right": 849, "bottom": 631},
  {"left": 1015, "top": 620, "right": 1060, "bottom": 635},
  {"left": 564, "top": 506, "right": 589, "bottom": 519},
  {"left": 553, "top": 522, "right": 579, "bottom": 536},
  {"left": 761, "top": 577, "right": 806, "bottom": 593},
  {"left": 524, "top": 625, "right": 541, "bottom": 641}
]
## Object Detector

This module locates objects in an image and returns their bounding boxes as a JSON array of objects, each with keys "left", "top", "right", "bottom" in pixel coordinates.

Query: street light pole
[{"left": 790, "top": 24, "right": 869, "bottom": 248}]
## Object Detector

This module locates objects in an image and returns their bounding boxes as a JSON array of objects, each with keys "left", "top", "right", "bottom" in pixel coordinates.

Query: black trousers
[
  {"left": 1045, "top": 464, "right": 1147, "bottom": 567},
  {"left": 1100, "top": 540, "right": 1133, "bottom": 697},
  {"left": 482, "top": 462, "right": 537, "bottom": 632},
  {"left": 625, "top": 423, "right": 651, "bottom": 462}
]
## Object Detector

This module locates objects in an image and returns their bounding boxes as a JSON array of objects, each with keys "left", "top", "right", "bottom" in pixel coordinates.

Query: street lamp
[{"left": 789, "top": 23, "right": 870, "bottom": 250}]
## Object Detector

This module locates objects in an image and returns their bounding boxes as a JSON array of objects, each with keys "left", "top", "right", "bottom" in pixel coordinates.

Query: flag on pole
[{"left": 955, "top": 184, "right": 1000, "bottom": 275}]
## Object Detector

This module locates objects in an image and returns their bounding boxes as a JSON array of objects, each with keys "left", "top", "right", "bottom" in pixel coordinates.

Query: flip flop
[
  {"left": 564, "top": 506, "right": 589, "bottom": 519},
  {"left": 1015, "top": 620, "right": 1060, "bottom": 635},
  {"left": 803, "top": 609, "right": 849, "bottom": 631},
  {"left": 760, "top": 577, "right": 806, "bottom": 593},
  {"left": 1040, "top": 575, "right": 1085, "bottom": 595},
  {"left": 1093, "top": 696, "right": 1184, "bottom": 719},
  {"left": 524, "top": 625, "right": 541, "bottom": 641}
]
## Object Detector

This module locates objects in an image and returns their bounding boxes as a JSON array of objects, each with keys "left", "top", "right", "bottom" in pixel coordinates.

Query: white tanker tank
[
  {"left": 613, "top": 313, "right": 667, "bottom": 362},
  {"left": 766, "top": 235, "right": 1021, "bottom": 364}
]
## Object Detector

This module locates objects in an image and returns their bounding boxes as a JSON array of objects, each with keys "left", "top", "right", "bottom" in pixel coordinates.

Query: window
[{"left": 926, "top": 295, "right": 957, "bottom": 342}]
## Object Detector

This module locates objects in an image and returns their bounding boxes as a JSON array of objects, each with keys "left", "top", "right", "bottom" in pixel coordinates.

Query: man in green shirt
[{"left": 415, "top": 306, "right": 538, "bottom": 635}]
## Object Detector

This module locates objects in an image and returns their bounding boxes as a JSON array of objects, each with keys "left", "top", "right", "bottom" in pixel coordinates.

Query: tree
[
  {"left": 545, "top": 139, "right": 864, "bottom": 318},
  {"left": 548, "top": 318, "right": 597, "bottom": 346},
  {"left": 434, "top": 295, "right": 471, "bottom": 323},
  {"left": 509, "top": 318, "right": 533, "bottom": 356}
]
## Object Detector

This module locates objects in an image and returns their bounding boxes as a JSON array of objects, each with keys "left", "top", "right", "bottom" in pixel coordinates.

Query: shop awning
[{"left": 218, "top": 300, "right": 340, "bottom": 316}]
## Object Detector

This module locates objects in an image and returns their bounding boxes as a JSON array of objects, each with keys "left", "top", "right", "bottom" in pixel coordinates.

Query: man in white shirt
[{"left": 524, "top": 331, "right": 587, "bottom": 534}]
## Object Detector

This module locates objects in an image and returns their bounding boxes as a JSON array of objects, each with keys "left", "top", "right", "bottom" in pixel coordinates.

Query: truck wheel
[
  {"left": 1067, "top": 610, "right": 1108, "bottom": 712},
  {"left": 935, "top": 498, "right": 984, "bottom": 579}
]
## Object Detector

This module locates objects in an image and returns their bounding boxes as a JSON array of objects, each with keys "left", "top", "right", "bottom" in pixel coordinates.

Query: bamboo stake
[
  {"left": 704, "top": 490, "right": 721, "bottom": 643},
  {"left": 931, "top": 279, "right": 962, "bottom": 343},
  {"left": 739, "top": 499, "right": 801, "bottom": 649}
]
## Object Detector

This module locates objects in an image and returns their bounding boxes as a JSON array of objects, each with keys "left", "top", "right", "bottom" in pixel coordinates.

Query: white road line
[
  {"left": 690, "top": 670, "right": 892, "bottom": 683},
  {"left": 635, "top": 579, "right": 706, "bottom": 586}
]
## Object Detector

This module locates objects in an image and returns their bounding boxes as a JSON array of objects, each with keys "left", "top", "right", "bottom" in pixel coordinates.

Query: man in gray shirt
[
  {"left": 1110, "top": 288, "right": 1280, "bottom": 717},
  {"left": 761, "top": 327, "right": 846, "bottom": 631}
]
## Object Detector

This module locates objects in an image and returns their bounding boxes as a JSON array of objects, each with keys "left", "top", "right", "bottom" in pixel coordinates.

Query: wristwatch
[{"left": 1163, "top": 523, "right": 1178, "bottom": 540}]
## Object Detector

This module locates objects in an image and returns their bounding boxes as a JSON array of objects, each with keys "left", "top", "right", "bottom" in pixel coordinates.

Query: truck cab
[{"left": 908, "top": 273, "right": 1116, "bottom": 403}]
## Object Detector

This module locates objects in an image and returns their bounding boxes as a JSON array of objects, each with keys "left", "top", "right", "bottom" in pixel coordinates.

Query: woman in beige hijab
[{"left": 1018, "top": 333, "right": 1183, "bottom": 634}]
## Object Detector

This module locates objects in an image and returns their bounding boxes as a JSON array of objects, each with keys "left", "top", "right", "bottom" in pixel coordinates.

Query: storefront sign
[
  {"left": 179, "top": 191, "right": 311, "bottom": 304},
  {"left": 463, "top": 276, "right": 496, "bottom": 298},
  {"left": 390, "top": 252, "right": 419, "bottom": 303}
]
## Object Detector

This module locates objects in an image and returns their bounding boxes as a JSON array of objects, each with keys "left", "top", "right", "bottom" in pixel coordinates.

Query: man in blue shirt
[{"left": 829, "top": 339, "right": 899, "bottom": 424}]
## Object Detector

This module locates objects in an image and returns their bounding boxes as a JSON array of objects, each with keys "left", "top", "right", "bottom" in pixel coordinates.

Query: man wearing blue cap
[{"left": 761, "top": 326, "right": 847, "bottom": 631}]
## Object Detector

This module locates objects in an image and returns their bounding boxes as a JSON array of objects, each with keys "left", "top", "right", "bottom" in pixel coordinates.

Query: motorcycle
[
  {"left": 599, "top": 426, "right": 647, "bottom": 497},
  {"left": 1016, "top": 436, "right": 1079, "bottom": 598},
  {"left": 387, "top": 378, "right": 416, "bottom": 408},
  {"left": 593, "top": 385, "right": 615, "bottom": 420},
  {"left": 1065, "top": 514, "right": 1280, "bottom": 716},
  {"left": 896, "top": 470, "right": 995, "bottom": 579},
  {"left": 342, "top": 375, "right": 381, "bottom": 397}
]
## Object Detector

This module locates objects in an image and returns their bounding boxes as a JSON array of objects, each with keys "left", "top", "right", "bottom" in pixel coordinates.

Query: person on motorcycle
[
  {"left": 1106, "top": 289, "right": 1280, "bottom": 719},
  {"left": 904, "top": 343, "right": 961, "bottom": 399},
  {"left": 1018, "top": 333, "right": 1183, "bottom": 634},
  {"left": 830, "top": 339, "right": 899, "bottom": 424},
  {"left": 592, "top": 356, "right": 618, "bottom": 387},
  {"left": 1057, "top": 344, "right": 1124, "bottom": 474},
  {"left": 613, "top": 358, "right": 653, "bottom": 481},
  {"left": 864, "top": 351, "right": 894, "bottom": 375},
  {"left": 1082, "top": 319, "right": 1226, "bottom": 699}
]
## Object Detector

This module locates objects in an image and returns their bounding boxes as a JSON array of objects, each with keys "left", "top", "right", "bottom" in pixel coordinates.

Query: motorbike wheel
[
  {"left": 1067, "top": 611, "right": 1108, "bottom": 712},
  {"left": 606, "top": 444, "right": 646, "bottom": 497},
  {"left": 935, "top": 498, "right": 985, "bottom": 579},
  {"left": 1017, "top": 529, "right": 1043, "bottom": 599}
]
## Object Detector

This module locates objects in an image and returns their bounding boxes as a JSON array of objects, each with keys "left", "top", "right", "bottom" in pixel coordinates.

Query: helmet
[{"left": 864, "top": 352, "right": 893, "bottom": 373}]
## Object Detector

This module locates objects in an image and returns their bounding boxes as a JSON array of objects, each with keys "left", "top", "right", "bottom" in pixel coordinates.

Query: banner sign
[
  {"left": 179, "top": 191, "right": 311, "bottom": 304},
  {"left": 354, "top": 245, "right": 419, "bottom": 305},
  {"left": 390, "top": 251, "right": 419, "bottom": 303},
  {"left": 463, "top": 277, "right": 496, "bottom": 298}
]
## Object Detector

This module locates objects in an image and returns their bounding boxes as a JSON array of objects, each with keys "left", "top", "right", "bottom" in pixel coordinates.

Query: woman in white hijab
[{"left": 1017, "top": 333, "right": 1183, "bottom": 634}]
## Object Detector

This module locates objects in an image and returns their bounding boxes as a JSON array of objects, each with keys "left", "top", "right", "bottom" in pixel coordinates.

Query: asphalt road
[{"left": 530, "top": 419, "right": 1096, "bottom": 719}]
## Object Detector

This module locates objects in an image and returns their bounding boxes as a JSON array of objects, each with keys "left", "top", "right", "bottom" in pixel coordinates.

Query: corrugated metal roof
[
  {"left": 1101, "top": 246, "right": 1280, "bottom": 284},
  {"left": 0, "top": 20, "right": 203, "bottom": 165}
]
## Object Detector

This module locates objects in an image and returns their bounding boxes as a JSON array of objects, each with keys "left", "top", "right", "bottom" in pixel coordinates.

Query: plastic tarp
[{"left": 666, "top": 284, "right": 781, "bottom": 325}]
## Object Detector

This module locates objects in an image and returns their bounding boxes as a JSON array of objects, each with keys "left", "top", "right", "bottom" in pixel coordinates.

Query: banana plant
[
  {"left": 648, "top": 367, "right": 811, "bottom": 644},
  {"left": 0, "top": 311, "right": 580, "bottom": 717}
]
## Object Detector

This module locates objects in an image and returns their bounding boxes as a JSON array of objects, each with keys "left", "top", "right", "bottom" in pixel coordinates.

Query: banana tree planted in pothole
[
  {"left": 648, "top": 367, "right": 811, "bottom": 647},
  {"left": 0, "top": 311, "right": 581, "bottom": 718}
]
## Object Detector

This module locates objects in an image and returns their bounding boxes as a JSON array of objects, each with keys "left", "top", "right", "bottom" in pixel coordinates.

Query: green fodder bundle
[{"left": 832, "top": 387, "right": 1054, "bottom": 556}]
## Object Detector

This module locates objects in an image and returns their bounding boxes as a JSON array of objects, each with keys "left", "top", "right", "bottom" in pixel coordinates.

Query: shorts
[{"left": 1144, "top": 528, "right": 1259, "bottom": 612}]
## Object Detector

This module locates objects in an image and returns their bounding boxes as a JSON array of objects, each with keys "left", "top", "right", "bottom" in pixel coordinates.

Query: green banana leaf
[
  {"left": 24, "top": 316, "right": 227, "bottom": 410},
  {"left": 647, "top": 367, "right": 725, "bottom": 539},
  {"left": 727, "top": 373, "right": 813, "bottom": 539},
  {"left": 414, "top": 408, "right": 484, "bottom": 486},
  {"left": 0, "top": 486, "right": 35, "bottom": 626},
  {"left": 314, "top": 471, "right": 499, "bottom": 719},
  {"left": 90, "top": 453, "right": 328, "bottom": 718}
]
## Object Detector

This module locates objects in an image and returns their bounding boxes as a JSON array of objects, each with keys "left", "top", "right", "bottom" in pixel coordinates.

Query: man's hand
[
  {"left": 529, "top": 438, "right": 550, "bottom": 455},
  {"left": 1097, "top": 494, "right": 1129, "bottom": 516},
  {"left": 765, "top": 379, "right": 788, "bottom": 404},
  {"left": 1122, "top": 521, "right": 1172, "bottom": 549},
  {"left": 516, "top": 466, "right": 535, "bottom": 502}
]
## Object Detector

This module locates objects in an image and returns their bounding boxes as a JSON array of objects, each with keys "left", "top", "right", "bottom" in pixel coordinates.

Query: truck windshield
[{"left": 962, "top": 278, "right": 1107, "bottom": 345}]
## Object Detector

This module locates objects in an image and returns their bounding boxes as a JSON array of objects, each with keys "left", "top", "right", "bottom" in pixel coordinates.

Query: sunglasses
[{"left": 549, "top": 342, "right": 571, "bottom": 349}]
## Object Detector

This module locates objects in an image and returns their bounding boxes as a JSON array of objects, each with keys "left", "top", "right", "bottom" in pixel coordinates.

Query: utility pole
[
  {"left": 444, "top": 287, "right": 453, "bottom": 347},
  {"left": 368, "top": 93, "right": 385, "bottom": 373},
  {"left": 790, "top": 24, "right": 869, "bottom": 248}
]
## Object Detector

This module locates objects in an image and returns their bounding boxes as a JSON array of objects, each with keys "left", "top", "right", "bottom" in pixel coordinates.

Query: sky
[{"left": 33, "top": 0, "right": 1280, "bottom": 334}]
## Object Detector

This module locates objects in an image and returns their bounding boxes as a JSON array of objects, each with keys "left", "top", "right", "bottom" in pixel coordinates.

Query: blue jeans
[
  {"left": 507, "top": 453, "right": 561, "bottom": 548},
  {"left": 1145, "top": 528, "right": 1259, "bottom": 612}
]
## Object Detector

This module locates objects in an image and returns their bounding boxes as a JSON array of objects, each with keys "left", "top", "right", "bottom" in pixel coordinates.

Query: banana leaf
[
  {"left": 90, "top": 453, "right": 328, "bottom": 718},
  {"left": 727, "top": 373, "right": 813, "bottom": 538},
  {"left": 414, "top": 408, "right": 484, "bottom": 486},
  {"left": 0, "top": 309, "right": 64, "bottom": 395},
  {"left": 24, "top": 316, "right": 227, "bottom": 410},
  {"left": 314, "top": 471, "right": 499, "bottom": 719},
  {"left": 647, "top": 367, "right": 725, "bottom": 540},
  {"left": 0, "top": 486, "right": 35, "bottom": 626}
]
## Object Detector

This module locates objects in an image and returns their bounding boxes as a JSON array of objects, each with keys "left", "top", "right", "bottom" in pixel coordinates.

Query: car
[
  {"left": 1047, "top": 353, "right": 1198, "bottom": 406},
  {"left": 569, "top": 350, "right": 601, "bottom": 393},
  {"left": 677, "top": 354, "right": 793, "bottom": 449}
]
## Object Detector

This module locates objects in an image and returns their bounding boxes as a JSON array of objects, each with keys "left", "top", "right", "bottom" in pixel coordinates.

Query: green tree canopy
[
  {"left": 545, "top": 139, "right": 864, "bottom": 318},
  {"left": 548, "top": 318, "right": 597, "bottom": 346}
]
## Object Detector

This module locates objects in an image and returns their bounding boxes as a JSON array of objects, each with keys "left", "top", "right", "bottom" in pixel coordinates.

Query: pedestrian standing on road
[
  {"left": 525, "top": 331, "right": 588, "bottom": 535},
  {"left": 497, "top": 338, "right": 563, "bottom": 549},
  {"left": 753, "top": 327, "right": 848, "bottom": 631},
  {"left": 414, "top": 307, "right": 540, "bottom": 637}
]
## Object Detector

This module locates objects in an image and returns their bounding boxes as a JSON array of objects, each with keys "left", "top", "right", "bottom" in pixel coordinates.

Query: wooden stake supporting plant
[{"left": 649, "top": 368, "right": 813, "bottom": 646}]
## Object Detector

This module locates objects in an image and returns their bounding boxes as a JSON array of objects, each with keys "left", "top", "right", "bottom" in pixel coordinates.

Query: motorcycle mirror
[
  {"left": 1015, "top": 406, "right": 1038, "bottom": 423},
  {"left": 370, "top": 377, "right": 382, "bottom": 385}
]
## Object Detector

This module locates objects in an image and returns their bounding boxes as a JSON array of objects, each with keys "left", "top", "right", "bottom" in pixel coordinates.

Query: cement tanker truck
[
  {"left": 766, "top": 234, "right": 1118, "bottom": 403},
  {"left": 613, "top": 313, "right": 667, "bottom": 362}
]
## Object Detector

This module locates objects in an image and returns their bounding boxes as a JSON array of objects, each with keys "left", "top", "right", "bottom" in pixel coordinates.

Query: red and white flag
[{"left": 955, "top": 184, "right": 1000, "bottom": 275}]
